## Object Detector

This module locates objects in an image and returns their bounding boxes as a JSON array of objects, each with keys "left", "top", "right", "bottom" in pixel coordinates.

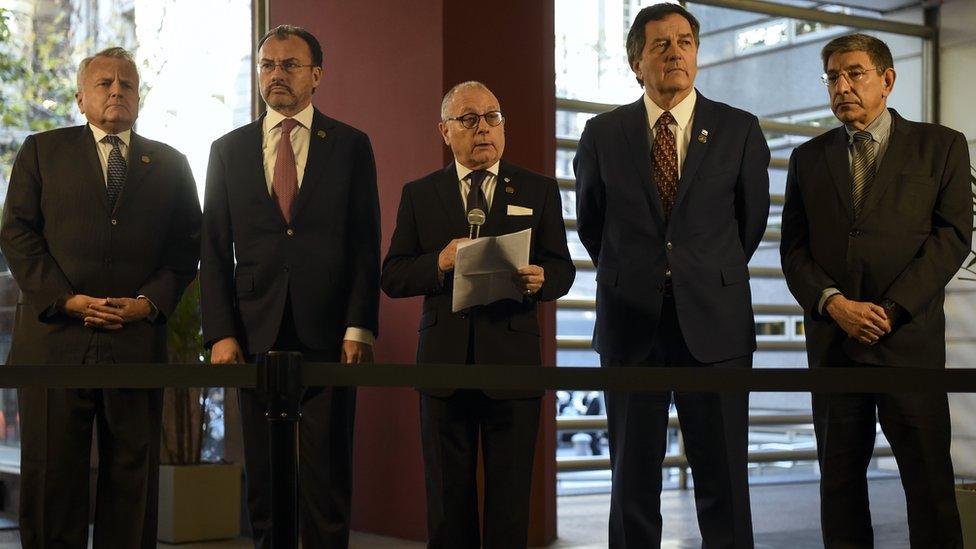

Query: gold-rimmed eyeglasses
[{"left": 821, "top": 67, "right": 880, "bottom": 87}]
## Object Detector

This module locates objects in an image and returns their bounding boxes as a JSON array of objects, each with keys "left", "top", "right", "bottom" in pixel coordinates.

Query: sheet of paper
[{"left": 452, "top": 228, "right": 532, "bottom": 312}]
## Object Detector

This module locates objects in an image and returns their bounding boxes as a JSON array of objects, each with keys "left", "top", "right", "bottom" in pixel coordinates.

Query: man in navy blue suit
[{"left": 574, "top": 4, "right": 769, "bottom": 548}]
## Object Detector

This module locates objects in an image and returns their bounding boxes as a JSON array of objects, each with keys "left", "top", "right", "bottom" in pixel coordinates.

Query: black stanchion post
[{"left": 258, "top": 351, "right": 305, "bottom": 549}]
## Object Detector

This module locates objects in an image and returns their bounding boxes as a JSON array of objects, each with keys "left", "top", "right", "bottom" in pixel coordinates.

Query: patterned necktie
[
  {"left": 467, "top": 169, "right": 490, "bottom": 213},
  {"left": 103, "top": 135, "right": 127, "bottom": 209},
  {"left": 652, "top": 111, "right": 679, "bottom": 219},
  {"left": 851, "top": 131, "right": 876, "bottom": 218},
  {"left": 272, "top": 118, "right": 300, "bottom": 222}
]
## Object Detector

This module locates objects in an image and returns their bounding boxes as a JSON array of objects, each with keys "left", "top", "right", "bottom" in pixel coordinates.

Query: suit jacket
[
  {"left": 200, "top": 108, "right": 380, "bottom": 357},
  {"left": 380, "top": 161, "right": 575, "bottom": 398},
  {"left": 780, "top": 109, "right": 972, "bottom": 368},
  {"left": 574, "top": 91, "right": 770, "bottom": 364},
  {"left": 0, "top": 125, "right": 201, "bottom": 365}
]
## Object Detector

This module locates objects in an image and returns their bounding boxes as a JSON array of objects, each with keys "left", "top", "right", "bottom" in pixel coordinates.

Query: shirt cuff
[
  {"left": 344, "top": 327, "right": 375, "bottom": 346},
  {"left": 137, "top": 295, "right": 159, "bottom": 322},
  {"left": 818, "top": 288, "right": 842, "bottom": 315}
]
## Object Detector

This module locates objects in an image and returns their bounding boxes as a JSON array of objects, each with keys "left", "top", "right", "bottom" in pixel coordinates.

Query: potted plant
[{"left": 158, "top": 278, "right": 241, "bottom": 542}]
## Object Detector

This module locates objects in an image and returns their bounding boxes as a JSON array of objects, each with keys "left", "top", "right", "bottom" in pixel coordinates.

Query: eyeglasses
[
  {"left": 821, "top": 67, "right": 880, "bottom": 87},
  {"left": 257, "top": 60, "right": 317, "bottom": 74},
  {"left": 444, "top": 111, "right": 504, "bottom": 129}
]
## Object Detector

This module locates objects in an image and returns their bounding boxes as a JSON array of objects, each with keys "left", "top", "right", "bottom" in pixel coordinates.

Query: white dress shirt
[
  {"left": 644, "top": 88, "right": 697, "bottom": 175},
  {"left": 89, "top": 124, "right": 131, "bottom": 185},
  {"left": 455, "top": 160, "right": 500, "bottom": 211},
  {"left": 261, "top": 104, "right": 373, "bottom": 346}
]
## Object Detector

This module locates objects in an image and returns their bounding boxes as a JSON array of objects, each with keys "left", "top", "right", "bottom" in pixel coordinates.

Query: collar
[
  {"left": 455, "top": 160, "right": 500, "bottom": 182},
  {"left": 264, "top": 103, "right": 315, "bottom": 134},
  {"left": 845, "top": 107, "right": 891, "bottom": 144},
  {"left": 89, "top": 123, "right": 132, "bottom": 147},
  {"left": 644, "top": 88, "right": 697, "bottom": 130}
]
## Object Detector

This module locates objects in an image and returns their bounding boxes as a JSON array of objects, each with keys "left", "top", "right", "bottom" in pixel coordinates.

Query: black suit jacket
[
  {"left": 780, "top": 109, "right": 972, "bottom": 368},
  {"left": 200, "top": 108, "right": 380, "bottom": 356},
  {"left": 574, "top": 91, "right": 770, "bottom": 364},
  {"left": 381, "top": 161, "right": 575, "bottom": 398},
  {"left": 0, "top": 125, "right": 201, "bottom": 365}
]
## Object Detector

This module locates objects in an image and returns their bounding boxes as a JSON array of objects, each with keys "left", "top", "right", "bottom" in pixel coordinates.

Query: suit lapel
[
  {"left": 434, "top": 164, "right": 469, "bottom": 237},
  {"left": 481, "top": 162, "right": 516, "bottom": 237},
  {"left": 824, "top": 127, "right": 854, "bottom": 222},
  {"left": 292, "top": 109, "right": 337, "bottom": 221},
  {"left": 672, "top": 92, "right": 713, "bottom": 212},
  {"left": 79, "top": 125, "right": 111, "bottom": 215},
  {"left": 620, "top": 98, "right": 665, "bottom": 221},
  {"left": 239, "top": 115, "right": 283, "bottom": 223},
  {"left": 115, "top": 132, "right": 154, "bottom": 214},
  {"left": 856, "top": 109, "right": 911, "bottom": 222}
]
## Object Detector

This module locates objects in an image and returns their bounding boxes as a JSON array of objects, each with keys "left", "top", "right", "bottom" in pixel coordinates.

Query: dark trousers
[
  {"left": 420, "top": 390, "right": 541, "bottom": 549},
  {"left": 240, "top": 305, "right": 356, "bottom": 549},
  {"left": 604, "top": 296, "right": 753, "bottom": 549},
  {"left": 18, "top": 335, "right": 162, "bottom": 549},
  {"left": 813, "top": 381, "right": 962, "bottom": 548}
]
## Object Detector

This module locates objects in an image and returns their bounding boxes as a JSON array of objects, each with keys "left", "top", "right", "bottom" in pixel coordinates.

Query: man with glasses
[
  {"left": 574, "top": 4, "right": 769, "bottom": 548},
  {"left": 381, "top": 81, "right": 574, "bottom": 548},
  {"left": 200, "top": 25, "right": 380, "bottom": 548},
  {"left": 781, "top": 33, "right": 969, "bottom": 547},
  {"left": 1, "top": 47, "right": 200, "bottom": 548}
]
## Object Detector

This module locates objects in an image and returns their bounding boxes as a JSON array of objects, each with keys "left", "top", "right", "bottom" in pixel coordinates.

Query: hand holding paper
[{"left": 452, "top": 228, "right": 532, "bottom": 312}]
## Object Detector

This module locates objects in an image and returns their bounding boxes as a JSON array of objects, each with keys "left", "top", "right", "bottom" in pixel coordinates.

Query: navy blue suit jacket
[
  {"left": 200, "top": 108, "right": 380, "bottom": 356},
  {"left": 574, "top": 91, "right": 770, "bottom": 364}
]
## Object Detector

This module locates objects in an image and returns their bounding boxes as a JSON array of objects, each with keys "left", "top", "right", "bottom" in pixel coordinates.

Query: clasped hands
[
  {"left": 825, "top": 294, "right": 892, "bottom": 346},
  {"left": 63, "top": 294, "right": 152, "bottom": 330},
  {"left": 438, "top": 237, "right": 544, "bottom": 296}
]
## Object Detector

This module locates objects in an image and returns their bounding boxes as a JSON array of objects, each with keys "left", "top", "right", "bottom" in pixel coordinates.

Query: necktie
[
  {"left": 851, "top": 131, "right": 876, "bottom": 217},
  {"left": 467, "top": 169, "right": 490, "bottom": 214},
  {"left": 272, "top": 118, "right": 300, "bottom": 222},
  {"left": 103, "top": 135, "right": 126, "bottom": 210},
  {"left": 652, "top": 112, "right": 679, "bottom": 219}
]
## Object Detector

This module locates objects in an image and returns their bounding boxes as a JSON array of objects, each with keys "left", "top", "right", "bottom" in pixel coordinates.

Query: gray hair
[
  {"left": 821, "top": 33, "right": 894, "bottom": 73},
  {"left": 77, "top": 47, "right": 139, "bottom": 90},
  {"left": 440, "top": 81, "right": 494, "bottom": 121}
]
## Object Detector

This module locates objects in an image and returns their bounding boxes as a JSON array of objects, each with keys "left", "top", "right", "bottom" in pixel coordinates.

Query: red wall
[{"left": 270, "top": 1, "right": 556, "bottom": 544}]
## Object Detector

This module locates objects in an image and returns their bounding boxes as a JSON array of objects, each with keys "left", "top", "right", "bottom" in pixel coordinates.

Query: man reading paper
[{"left": 381, "top": 81, "right": 575, "bottom": 548}]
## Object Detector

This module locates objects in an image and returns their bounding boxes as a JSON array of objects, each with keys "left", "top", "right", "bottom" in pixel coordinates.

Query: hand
[
  {"left": 86, "top": 297, "right": 151, "bottom": 330},
  {"left": 341, "top": 340, "right": 373, "bottom": 364},
  {"left": 513, "top": 265, "right": 545, "bottom": 296},
  {"left": 62, "top": 294, "right": 122, "bottom": 330},
  {"left": 825, "top": 294, "right": 891, "bottom": 345},
  {"left": 211, "top": 337, "right": 245, "bottom": 364},
  {"left": 438, "top": 238, "right": 470, "bottom": 273}
]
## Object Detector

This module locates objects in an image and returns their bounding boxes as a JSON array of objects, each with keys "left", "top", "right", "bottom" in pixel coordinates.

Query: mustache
[{"left": 265, "top": 81, "right": 293, "bottom": 94}]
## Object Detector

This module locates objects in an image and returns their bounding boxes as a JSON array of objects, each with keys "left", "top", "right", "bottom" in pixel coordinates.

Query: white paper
[{"left": 452, "top": 228, "right": 532, "bottom": 312}]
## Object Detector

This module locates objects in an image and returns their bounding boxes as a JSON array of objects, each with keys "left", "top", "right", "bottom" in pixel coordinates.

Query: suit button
[
  {"left": 666, "top": 241, "right": 673, "bottom": 251},
  {"left": 283, "top": 264, "right": 290, "bottom": 272},
  {"left": 286, "top": 228, "right": 294, "bottom": 236},
  {"left": 104, "top": 258, "right": 112, "bottom": 266},
  {"left": 849, "top": 229, "right": 861, "bottom": 237},
  {"left": 110, "top": 219, "right": 118, "bottom": 226},
  {"left": 459, "top": 312, "right": 468, "bottom": 319},
  {"left": 656, "top": 284, "right": 664, "bottom": 293}
]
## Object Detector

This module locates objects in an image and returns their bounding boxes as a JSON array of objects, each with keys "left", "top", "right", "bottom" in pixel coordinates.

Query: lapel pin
[
  {"left": 505, "top": 186, "right": 515, "bottom": 194},
  {"left": 317, "top": 130, "right": 327, "bottom": 139},
  {"left": 698, "top": 129, "right": 709, "bottom": 144},
  {"left": 140, "top": 155, "right": 151, "bottom": 164},
  {"left": 504, "top": 177, "right": 511, "bottom": 183}
]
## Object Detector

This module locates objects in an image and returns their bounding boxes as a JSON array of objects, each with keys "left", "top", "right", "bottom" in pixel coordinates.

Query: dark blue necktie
[
  {"left": 103, "top": 135, "right": 127, "bottom": 209},
  {"left": 467, "top": 170, "right": 489, "bottom": 214}
]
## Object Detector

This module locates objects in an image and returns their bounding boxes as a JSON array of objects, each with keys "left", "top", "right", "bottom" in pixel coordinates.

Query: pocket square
[{"left": 507, "top": 205, "right": 533, "bottom": 216}]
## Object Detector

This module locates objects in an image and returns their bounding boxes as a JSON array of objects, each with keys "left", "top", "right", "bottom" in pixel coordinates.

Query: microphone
[{"left": 467, "top": 208, "right": 486, "bottom": 239}]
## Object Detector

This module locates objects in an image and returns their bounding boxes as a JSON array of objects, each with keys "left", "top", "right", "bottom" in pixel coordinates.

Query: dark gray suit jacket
[
  {"left": 0, "top": 125, "right": 202, "bottom": 365},
  {"left": 780, "top": 109, "right": 972, "bottom": 368}
]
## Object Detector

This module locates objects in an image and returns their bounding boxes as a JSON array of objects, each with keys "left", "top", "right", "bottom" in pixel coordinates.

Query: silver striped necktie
[
  {"left": 103, "top": 135, "right": 127, "bottom": 210},
  {"left": 850, "top": 131, "right": 876, "bottom": 217}
]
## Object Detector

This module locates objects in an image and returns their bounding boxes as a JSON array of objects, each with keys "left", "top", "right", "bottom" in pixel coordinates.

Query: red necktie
[
  {"left": 653, "top": 111, "right": 678, "bottom": 218},
  {"left": 272, "top": 118, "right": 299, "bottom": 222}
]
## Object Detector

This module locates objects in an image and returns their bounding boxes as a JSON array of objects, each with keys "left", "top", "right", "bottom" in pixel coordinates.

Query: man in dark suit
[
  {"left": 574, "top": 5, "right": 769, "bottom": 548},
  {"left": 381, "top": 81, "right": 575, "bottom": 548},
  {"left": 0, "top": 47, "right": 201, "bottom": 548},
  {"left": 780, "top": 33, "right": 968, "bottom": 548},
  {"left": 200, "top": 25, "right": 379, "bottom": 548}
]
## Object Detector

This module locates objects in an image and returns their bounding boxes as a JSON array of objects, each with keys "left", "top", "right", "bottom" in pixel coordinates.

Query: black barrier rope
[{"left": 3, "top": 363, "right": 976, "bottom": 392}]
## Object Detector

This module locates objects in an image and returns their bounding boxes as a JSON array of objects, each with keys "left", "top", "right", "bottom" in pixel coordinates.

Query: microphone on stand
[{"left": 467, "top": 208, "right": 486, "bottom": 239}]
